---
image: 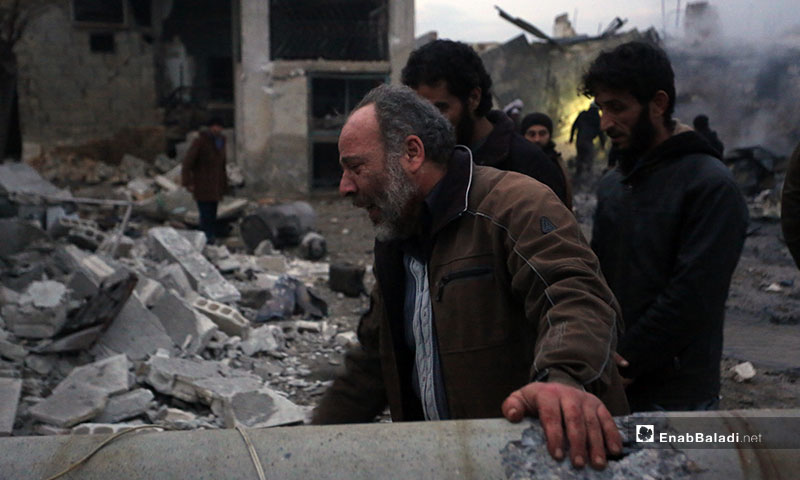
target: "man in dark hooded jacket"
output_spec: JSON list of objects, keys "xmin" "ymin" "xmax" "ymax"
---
[
  {"xmin": 401, "ymin": 40, "xmax": 568, "ymax": 206},
  {"xmin": 584, "ymin": 41, "xmax": 749, "ymax": 412}
]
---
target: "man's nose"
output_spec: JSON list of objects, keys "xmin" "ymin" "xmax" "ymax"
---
[
  {"xmin": 600, "ymin": 113, "xmax": 613, "ymax": 131},
  {"xmin": 339, "ymin": 172, "xmax": 356, "ymax": 197}
]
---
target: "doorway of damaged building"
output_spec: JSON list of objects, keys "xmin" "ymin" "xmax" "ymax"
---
[
  {"xmin": 160, "ymin": 0, "xmax": 234, "ymax": 154},
  {"xmin": 270, "ymin": 0, "xmax": 390, "ymax": 189}
]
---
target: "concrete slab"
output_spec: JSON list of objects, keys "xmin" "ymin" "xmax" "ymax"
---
[
  {"xmin": 94, "ymin": 388, "xmax": 154, "ymax": 424},
  {"xmin": 95, "ymin": 296, "xmax": 175, "ymax": 361},
  {"xmin": 28, "ymin": 383, "xmax": 107, "ymax": 428},
  {"xmin": 177, "ymin": 230, "xmax": 207, "ymax": 252},
  {"xmin": 0, "ymin": 378, "xmax": 22, "ymax": 435},
  {"xmin": 239, "ymin": 325, "xmax": 283, "ymax": 356},
  {"xmin": 4, "ymin": 281, "xmax": 69, "ymax": 339},
  {"xmin": 0, "ymin": 162, "xmax": 71, "ymax": 199},
  {"xmin": 52, "ymin": 354, "xmax": 131, "ymax": 397},
  {"xmin": 219, "ymin": 388, "xmax": 304, "ymax": 429},
  {"xmin": 133, "ymin": 276, "xmax": 166, "ymax": 308},
  {"xmin": 150, "ymin": 291, "xmax": 217, "ymax": 355},
  {"xmin": 148, "ymin": 227, "xmax": 240, "ymax": 303},
  {"xmin": 157, "ymin": 263, "xmax": 195, "ymax": 298},
  {"xmin": 144, "ymin": 356, "xmax": 263, "ymax": 407}
]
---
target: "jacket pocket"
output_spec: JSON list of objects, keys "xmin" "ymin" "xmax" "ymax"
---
[{"xmin": 436, "ymin": 266, "xmax": 493, "ymax": 302}]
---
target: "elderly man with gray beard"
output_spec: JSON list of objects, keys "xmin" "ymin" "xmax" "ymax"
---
[{"xmin": 312, "ymin": 84, "xmax": 629, "ymax": 471}]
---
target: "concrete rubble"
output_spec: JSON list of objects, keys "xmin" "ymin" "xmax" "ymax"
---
[{"xmin": 0, "ymin": 158, "xmax": 343, "ymax": 438}]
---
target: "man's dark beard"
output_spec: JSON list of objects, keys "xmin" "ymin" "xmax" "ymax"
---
[
  {"xmin": 615, "ymin": 107, "xmax": 657, "ymax": 174},
  {"xmin": 455, "ymin": 102, "xmax": 475, "ymax": 145}
]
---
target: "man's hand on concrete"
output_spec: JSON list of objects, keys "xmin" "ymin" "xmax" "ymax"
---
[
  {"xmin": 613, "ymin": 352, "xmax": 634, "ymax": 387},
  {"xmin": 501, "ymin": 382, "xmax": 622, "ymax": 470}
]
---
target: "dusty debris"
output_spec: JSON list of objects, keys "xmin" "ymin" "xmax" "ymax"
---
[{"xmin": 731, "ymin": 361, "xmax": 757, "ymax": 382}]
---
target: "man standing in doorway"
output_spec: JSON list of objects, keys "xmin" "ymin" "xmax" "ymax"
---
[
  {"xmin": 182, "ymin": 116, "xmax": 227, "ymax": 244},
  {"xmin": 585, "ymin": 41, "xmax": 748, "ymax": 412},
  {"xmin": 401, "ymin": 40, "xmax": 568, "ymax": 206},
  {"xmin": 570, "ymin": 105, "xmax": 605, "ymax": 181}
]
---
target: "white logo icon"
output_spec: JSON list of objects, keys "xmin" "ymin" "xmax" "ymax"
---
[{"xmin": 636, "ymin": 424, "xmax": 655, "ymax": 442}]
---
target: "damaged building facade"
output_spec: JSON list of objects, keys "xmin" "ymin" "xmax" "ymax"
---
[{"xmin": 13, "ymin": 0, "xmax": 415, "ymax": 193}]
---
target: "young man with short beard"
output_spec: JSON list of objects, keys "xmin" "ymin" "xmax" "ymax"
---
[
  {"xmin": 312, "ymin": 84, "xmax": 629, "ymax": 471},
  {"xmin": 585, "ymin": 41, "xmax": 749, "ymax": 412},
  {"xmin": 401, "ymin": 40, "xmax": 569, "ymax": 206}
]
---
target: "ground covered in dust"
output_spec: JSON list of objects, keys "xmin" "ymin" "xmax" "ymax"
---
[{"xmin": 304, "ymin": 188, "xmax": 800, "ymax": 412}]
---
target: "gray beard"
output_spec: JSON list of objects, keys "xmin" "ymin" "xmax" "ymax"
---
[{"xmin": 374, "ymin": 155, "xmax": 420, "ymax": 242}]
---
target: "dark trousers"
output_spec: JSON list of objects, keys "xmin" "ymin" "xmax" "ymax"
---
[{"xmin": 197, "ymin": 201, "xmax": 218, "ymax": 244}]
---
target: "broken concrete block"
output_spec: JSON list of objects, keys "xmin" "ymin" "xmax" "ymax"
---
[
  {"xmin": 154, "ymin": 175, "xmax": 179, "ymax": 191},
  {"xmin": 0, "ymin": 337, "xmax": 27, "ymax": 362},
  {"xmin": 72, "ymin": 422, "xmax": 147, "ymax": 435},
  {"xmin": 334, "ymin": 331, "xmax": 359, "ymax": 348},
  {"xmin": 219, "ymin": 387, "xmax": 305, "ymax": 429},
  {"xmin": 25, "ymin": 355, "xmax": 55, "ymax": 375},
  {"xmin": 157, "ymin": 263, "xmax": 195, "ymax": 298},
  {"xmin": 143, "ymin": 356, "xmax": 263, "ymax": 405},
  {"xmin": 67, "ymin": 270, "xmax": 100, "ymax": 299},
  {"xmin": 151, "ymin": 291, "xmax": 217, "ymax": 355},
  {"xmin": 157, "ymin": 407, "xmax": 197, "ymax": 424},
  {"xmin": 29, "ymin": 383, "xmax": 108, "ymax": 428},
  {"xmin": 148, "ymin": 227, "xmax": 240, "ymax": 303},
  {"xmin": 134, "ymin": 275, "xmax": 166, "ymax": 308},
  {"xmin": 329, "ymin": 263, "xmax": 366, "ymax": 297},
  {"xmin": 192, "ymin": 297, "xmax": 249, "ymax": 338},
  {"xmin": 4, "ymin": 281, "xmax": 69, "ymax": 338},
  {"xmin": 240, "ymin": 201, "xmax": 316, "ymax": 251},
  {"xmin": 35, "ymin": 424, "xmax": 70, "ymax": 436},
  {"xmin": 240, "ymin": 325, "xmax": 284, "ymax": 356},
  {"xmin": 36, "ymin": 326, "xmax": 105, "ymax": 354},
  {"xmin": 732, "ymin": 361, "xmax": 756, "ymax": 382},
  {"xmin": 0, "ymin": 378, "xmax": 22, "ymax": 435},
  {"xmin": 0, "ymin": 219, "xmax": 50, "ymax": 258},
  {"xmin": 95, "ymin": 296, "xmax": 175, "ymax": 361},
  {"xmin": 52, "ymin": 354, "xmax": 131, "ymax": 397},
  {"xmin": 94, "ymin": 388, "xmax": 154, "ymax": 424},
  {"xmin": 67, "ymin": 226, "xmax": 108, "ymax": 251},
  {"xmin": 0, "ymin": 161, "xmax": 71, "ymax": 199},
  {"xmin": 54, "ymin": 244, "xmax": 89, "ymax": 272},
  {"xmin": 49, "ymin": 216, "xmax": 100, "ymax": 239},
  {"xmin": 254, "ymin": 254, "xmax": 288, "ymax": 273},
  {"xmin": 177, "ymin": 229, "xmax": 207, "ymax": 252}
]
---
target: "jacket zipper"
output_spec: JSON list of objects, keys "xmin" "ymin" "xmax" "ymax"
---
[{"xmin": 436, "ymin": 266, "xmax": 493, "ymax": 302}]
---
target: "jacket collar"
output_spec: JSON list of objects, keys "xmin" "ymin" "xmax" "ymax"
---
[
  {"xmin": 621, "ymin": 130, "xmax": 721, "ymax": 181},
  {"xmin": 472, "ymin": 110, "xmax": 513, "ymax": 168}
]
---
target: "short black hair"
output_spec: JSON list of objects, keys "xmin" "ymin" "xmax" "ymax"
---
[
  {"xmin": 693, "ymin": 114, "xmax": 709, "ymax": 130},
  {"xmin": 208, "ymin": 116, "xmax": 224, "ymax": 127},
  {"xmin": 401, "ymin": 39, "xmax": 493, "ymax": 117},
  {"xmin": 580, "ymin": 41, "xmax": 676, "ymax": 126}
]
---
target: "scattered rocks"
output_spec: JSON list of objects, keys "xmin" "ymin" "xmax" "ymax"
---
[{"xmin": 732, "ymin": 361, "xmax": 757, "ymax": 382}]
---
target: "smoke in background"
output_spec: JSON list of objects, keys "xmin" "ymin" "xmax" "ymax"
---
[{"xmin": 666, "ymin": 2, "xmax": 800, "ymax": 156}]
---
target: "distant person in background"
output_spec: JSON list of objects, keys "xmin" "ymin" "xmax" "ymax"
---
[
  {"xmin": 782, "ymin": 141, "xmax": 800, "ymax": 269},
  {"xmin": 521, "ymin": 112, "xmax": 573, "ymax": 209},
  {"xmin": 570, "ymin": 105, "xmax": 606, "ymax": 180},
  {"xmin": 693, "ymin": 114, "xmax": 724, "ymax": 157},
  {"xmin": 182, "ymin": 116, "xmax": 227, "ymax": 244}
]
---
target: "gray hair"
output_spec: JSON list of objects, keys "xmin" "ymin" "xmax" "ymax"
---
[{"xmin": 354, "ymin": 84, "xmax": 455, "ymax": 165}]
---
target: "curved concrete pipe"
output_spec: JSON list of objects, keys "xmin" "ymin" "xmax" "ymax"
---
[{"xmin": 1, "ymin": 410, "xmax": 798, "ymax": 479}]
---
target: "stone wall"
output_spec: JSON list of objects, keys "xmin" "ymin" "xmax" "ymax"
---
[{"xmin": 16, "ymin": 1, "xmax": 160, "ymax": 149}]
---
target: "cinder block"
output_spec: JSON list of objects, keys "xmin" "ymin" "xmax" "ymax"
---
[
  {"xmin": 151, "ymin": 292, "xmax": 217, "ymax": 355},
  {"xmin": 148, "ymin": 227, "xmax": 240, "ymax": 303},
  {"xmin": 191, "ymin": 297, "xmax": 249, "ymax": 338}
]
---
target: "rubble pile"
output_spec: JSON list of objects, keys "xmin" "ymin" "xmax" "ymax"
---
[{"xmin": 0, "ymin": 160, "xmax": 362, "ymax": 438}]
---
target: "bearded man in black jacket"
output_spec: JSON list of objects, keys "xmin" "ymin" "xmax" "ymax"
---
[{"xmin": 585, "ymin": 41, "xmax": 749, "ymax": 412}]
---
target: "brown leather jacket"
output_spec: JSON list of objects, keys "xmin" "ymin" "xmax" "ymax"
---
[
  {"xmin": 181, "ymin": 130, "xmax": 227, "ymax": 202},
  {"xmin": 313, "ymin": 147, "xmax": 628, "ymax": 423}
]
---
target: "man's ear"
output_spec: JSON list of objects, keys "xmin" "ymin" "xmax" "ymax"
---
[
  {"xmin": 650, "ymin": 90, "xmax": 670, "ymax": 119},
  {"xmin": 467, "ymin": 87, "xmax": 482, "ymax": 114},
  {"xmin": 403, "ymin": 135, "xmax": 426, "ymax": 174}
]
